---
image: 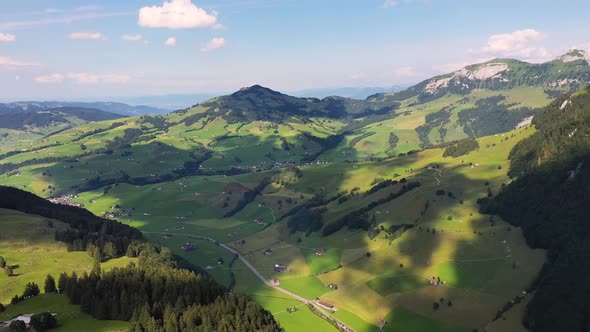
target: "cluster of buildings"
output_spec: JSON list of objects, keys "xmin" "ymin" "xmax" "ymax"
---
[
  {"xmin": 48, "ymin": 195, "xmax": 84, "ymax": 208},
  {"xmin": 101, "ymin": 206, "xmax": 134, "ymax": 220}
]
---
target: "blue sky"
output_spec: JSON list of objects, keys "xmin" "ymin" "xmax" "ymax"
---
[{"xmin": 0, "ymin": 0, "xmax": 589, "ymax": 100}]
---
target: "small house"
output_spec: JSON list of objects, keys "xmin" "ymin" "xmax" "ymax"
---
[
  {"xmin": 314, "ymin": 248, "xmax": 326, "ymax": 256},
  {"xmin": 273, "ymin": 264, "xmax": 289, "ymax": 273},
  {"xmin": 328, "ymin": 283, "xmax": 339, "ymax": 290},
  {"xmin": 318, "ymin": 301, "xmax": 334, "ymax": 309},
  {"xmin": 263, "ymin": 248, "xmax": 273, "ymax": 256},
  {"xmin": 181, "ymin": 242, "xmax": 197, "ymax": 251},
  {"xmin": 271, "ymin": 278, "xmax": 280, "ymax": 286}
]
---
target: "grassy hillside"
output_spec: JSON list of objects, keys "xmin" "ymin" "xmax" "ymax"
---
[
  {"xmin": 0, "ymin": 294, "xmax": 129, "ymax": 332},
  {"xmin": 0, "ymin": 208, "xmax": 137, "ymax": 304},
  {"xmin": 1, "ymin": 53, "xmax": 587, "ymax": 188}
]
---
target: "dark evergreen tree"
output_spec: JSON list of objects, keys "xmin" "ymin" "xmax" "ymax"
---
[
  {"xmin": 29, "ymin": 312, "xmax": 58, "ymax": 331},
  {"xmin": 44, "ymin": 274, "xmax": 57, "ymax": 293}
]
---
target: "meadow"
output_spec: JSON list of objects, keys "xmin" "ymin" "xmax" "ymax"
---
[
  {"xmin": 0, "ymin": 294, "xmax": 129, "ymax": 332},
  {"xmin": 0, "ymin": 209, "xmax": 136, "ymax": 304}
]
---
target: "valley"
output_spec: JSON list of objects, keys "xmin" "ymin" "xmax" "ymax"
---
[{"xmin": 1, "ymin": 51, "xmax": 589, "ymax": 332}]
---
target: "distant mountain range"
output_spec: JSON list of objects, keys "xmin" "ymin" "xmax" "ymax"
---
[
  {"xmin": 0, "ymin": 101, "xmax": 169, "ymax": 116},
  {"xmin": 0, "ymin": 107, "xmax": 124, "ymax": 131}
]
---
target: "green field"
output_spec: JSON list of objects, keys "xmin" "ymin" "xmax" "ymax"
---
[
  {"xmin": 366, "ymin": 270, "xmax": 426, "ymax": 295},
  {"xmin": 0, "ymin": 209, "xmax": 136, "ymax": 304},
  {"xmin": 383, "ymin": 306, "xmax": 469, "ymax": 332},
  {"xmin": 0, "ymin": 294, "xmax": 129, "ymax": 332}
]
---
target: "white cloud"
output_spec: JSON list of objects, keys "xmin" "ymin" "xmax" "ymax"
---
[
  {"xmin": 69, "ymin": 32, "xmax": 106, "ymax": 40},
  {"xmin": 394, "ymin": 66, "xmax": 417, "ymax": 77},
  {"xmin": 0, "ymin": 56, "xmax": 40, "ymax": 68},
  {"xmin": 165, "ymin": 37, "xmax": 177, "ymax": 47},
  {"xmin": 67, "ymin": 73, "xmax": 130, "ymax": 84},
  {"xmin": 0, "ymin": 33, "xmax": 16, "ymax": 42},
  {"xmin": 121, "ymin": 34, "xmax": 143, "ymax": 41},
  {"xmin": 34, "ymin": 73, "xmax": 130, "ymax": 84},
  {"xmin": 477, "ymin": 29, "xmax": 550, "ymax": 62},
  {"xmin": 34, "ymin": 74, "xmax": 65, "ymax": 83},
  {"xmin": 200, "ymin": 37, "xmax": 225, "ymax": 52},
  {"xmin": 139, "ymin": 0, "xmax": 220, "ymax": 29}
]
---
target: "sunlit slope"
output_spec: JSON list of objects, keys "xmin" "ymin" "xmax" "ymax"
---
[
  {"xmin": 52, "ymin": 126, "xmax": 545, "ymax": 332},
  {"xmin": 0, "ymin": 208, "xmax": 136, "ymax": 305}
]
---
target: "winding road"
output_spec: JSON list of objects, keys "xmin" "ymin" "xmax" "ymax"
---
[{"xmin": 143, "ymin": 231, "xmax": 355, "ymax": 332}]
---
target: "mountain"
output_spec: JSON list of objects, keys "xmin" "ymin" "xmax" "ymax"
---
[
  {"xmin": 479, "ymin": 86, "xmax": 590, "ymax": 332},
  {"xmin": 376, "ymin": 50, "xmax": 590, "ymax": 101},
  {"xmin": 2, "ymin": 53, "xmax": 590, "ymax": 332},
  {"xmin": 0, "ymin": 101, "xmax": 169, "ymax": 116},
  {"xmin": 1, "ymin": 51, "xmax": 588, "ymax": 182}
]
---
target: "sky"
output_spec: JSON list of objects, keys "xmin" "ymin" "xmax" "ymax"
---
[{"xmin": 1, "ymin": 0, "xmax": 589, "ymax": 101}]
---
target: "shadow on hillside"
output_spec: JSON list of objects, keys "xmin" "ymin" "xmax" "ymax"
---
[{"xmin": 0, "ymin": 123, "xmax": 541, "ymax": 331}]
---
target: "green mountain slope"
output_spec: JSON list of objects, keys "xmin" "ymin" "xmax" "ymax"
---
[
  {"xmin": 479, "ymin": 86, "xmax": 590, "ymax": 332},
  {"xmin": 0, "ymin": 187, "xmax": 282, "ymax": 331},
  {"xmin": 0, "ymin": 107, "xmax": 126, "ymax": 151}
]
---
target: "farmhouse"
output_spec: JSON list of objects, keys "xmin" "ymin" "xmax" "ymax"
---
[
  {"xmin": 428, "ymin": 276, "xmax": 446, "ymax": 285},
  {"xmin": 263, "ymin": 248, "xmax": 273, "ymax": 256},
  {"xmin": 318, "ymin": 301, "xmax": 334, "ymax": 309},
  {"xmin": 181, "ymin": 242, "xmax": 197, "ymax": 251},
  {"xmin": 1, "ymin": 314, "xmax": 34, "ymax": 329},
  {"xmin": 273, "ymin": 264, "xmax": 290, "ymax": 273},
  {"xmin": 328, "ymin": 283, "xmax": 339, "ymax": 290},
  {"xmin": 314, "ymin": 248, "xmax": 326, "ymax": 256},
  {"xmin": 271, "ymin": 278, "xmax": 280, "ymax": 286},
  {"xmin": 162, "ymin": 234, "xmax": 173, "ymax": 239}
]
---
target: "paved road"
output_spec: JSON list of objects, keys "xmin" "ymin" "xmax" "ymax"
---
[{"xmin": 144, "ymin": 231, "xmax": 355, "ymax": 332}]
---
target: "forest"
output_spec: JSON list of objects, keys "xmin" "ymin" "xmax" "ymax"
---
[{"xmin": 479, "ymin": 87, "xmax": 590, "ymax": 332}]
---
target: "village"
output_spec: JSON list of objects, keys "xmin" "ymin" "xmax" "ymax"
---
[{"xmin": 48, "ymin": 195, "xmax": 85, "ymax": 208}]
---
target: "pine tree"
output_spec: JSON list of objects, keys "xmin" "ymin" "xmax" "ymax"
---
[
  {"xmin": 23, "ymin": 282, "xmax": 40, "ymax": 298},
  {"xmin": 58, "ymin": 272, "xmax": 68, "ymax": 293},
  {"xmin": 0, "ymin": 256, "xmax": 6, "ymax": 268},
  {"xmin": 163, "ymin": 304, "xmax": 178, "ymax": 332},
  {"xmin": 44, "ymin": 274, "xmax": 57, "ymax": 293}
]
